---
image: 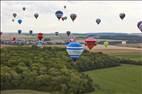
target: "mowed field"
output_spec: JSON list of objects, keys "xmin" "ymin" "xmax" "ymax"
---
[{"xmin": 85, "ymin": 64, "xmax": 142, "ymax": 94}]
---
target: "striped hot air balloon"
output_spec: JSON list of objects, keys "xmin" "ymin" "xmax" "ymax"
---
[{"xmin": 66, "ymin": 42, "xmax": 84, "ymax": 63}]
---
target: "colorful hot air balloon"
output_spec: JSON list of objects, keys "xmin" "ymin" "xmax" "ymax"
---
[
  {"xmin": 13, "ymin": 13, "xmax": 17, "ymax": 18},
  {"xmin": 85, "ymin": 37, "xmax": 96, "ymax": 50},
  {"xmin": 55, "ymin": 10, "xmax": 63, "ymax": 20},
  {"xmin": 137, "ymin": 21, "xmax": 142, "ymax": 32},
  {"xmin": 104, "ymin": 41, "xmax": 109, "ymax": 48},
  {"xmin": 37, "ymin": 33, "xmax": 43, "ymax": 40},
  {"xmin": 70, "ymin": 13, "xmax": 77, "ymax": 22},
  {"xmin": 17, "ymin": 19, "xmax": 22, "ymax": 24},
  {"xmin": 37, "ymin": 40, "xmax": 43, "ymax": 48},
  {"xmin": 18, "ymin": 29, "xmax": 22, "ymax": 34},
  {"xmin": 34, "ymin": 13, "xmax": 39, "ymax": 19},
  {"xmin": 119, "ymin": 13, "xmax": 125, "ymax": 20},
  {"xmin": 66, "ymin": 42, "xmax": 84, "ymax": 62},
  {"xmin": 66, "ymin": 31, "xmax": 71, "ymax": 36},
  {"xmin": 96, "ymin": 18, "xmax": 101, "ymax": 24}
]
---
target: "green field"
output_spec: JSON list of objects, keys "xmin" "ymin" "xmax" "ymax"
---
[
  {"xmin": 1, "ymin": 65, "xmax": 142, "ymax": 94},
  {"xmin": 85, "ymin": 64, "xmax": 142, "ymax": 94},
  {"xmin": 111, "ymin": 52, "xmax": 142, "ymax": 61}
]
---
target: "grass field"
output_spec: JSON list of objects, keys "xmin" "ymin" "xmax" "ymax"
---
[{"xmin": 85, "ymin": 64, "xmax": 142, "ymax": 94}]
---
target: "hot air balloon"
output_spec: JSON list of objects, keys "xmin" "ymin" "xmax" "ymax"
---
[
  {"xmin": 55, "ymin": 32, "xmax": 59, "ymax": 36},
  {"xmin": 37, "ymin": 33, "xmax": 43, "ymax": 40},
  {"xmin": 37, "ymin": 40, "xmax": 43, "ymax": 48},
  {"xmin": 18, "ymin": 29, "xmax": 22, "ymax": 34},
  {"xmin": 85, "ymin": 37, "xmax": 96, "ymax": 50},
  {"xmin": 12, "ymin": 37, "xmax": 16, "ymax": 41},
  {"xmin": 137, "ymin": 21, "xmax": 142, "ymax": 32},
  {"xmin": 34, "ymin": 13, "xmax": 39, "ymax": 19},
  {"xmin": 104, "ymin": 41, "xmax": 109, "ymax": 48},
  {"xmin": 13, "ymin": 13, "xmax": 17, "ymax": 18},
  {"xmin": 23, "ymin": 7, "xmax": 26, "ymax": 11},
  {"xmin": 17, "ymin": 19, "xmax": 22, "ymax": 24},
  {"xmin": 64, "ymin": 5, "xmax": 66, "ymax": 9},
  {"xmin": 119, "ymin": 13, "xmax": 125, "ymax": 20},
  {"xmin": 55, "ymin": 10, "xmax": 63, "ymax": 20},
  {"xmin": 12, "ymin": 19, "xmax": 14, "ymax": 22},
  {"xmin": 96, "ymin": 18, "xmax": 101, "ymax": 24},
  {"xmin": 66, "ymin": 31, "xmax": 71, "ymax": 36},
  {"xmin": 62, "ymin": 16, "xmax": 67, "ymax": 21},
  {"xmin": 66, "ymin": 42, "xmax": 84, "ymax": 62},
  {"xmin": 29, "ymin": 30, "xmax": 33, "ymax": 35},
  {"xmin": 70, "ymin": 13, "xmax": 77, "ymax": 22}
]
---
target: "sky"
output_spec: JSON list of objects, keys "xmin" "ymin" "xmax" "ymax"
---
[{"xmin": 1, "ymin": 1, "xmax": 142, "ymax": 34}]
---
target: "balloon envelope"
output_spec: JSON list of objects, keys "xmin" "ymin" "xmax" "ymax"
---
[
  {"xmin": 66, "ymin": 31, "xmax": 71, "ymax": 36},
  {"xmin": 119, "ymin": 13, "xmax": 125, "ymax": 20},
  {"xmin": 17, "ymin": 19, "xmax": 22, "ymax": 24},
  {"xmin": 96, "ymin": 18, "xmax": 101, "ymax": 24},
  {"xmin": 37, "ymin": 33, "xmax": 43, "ymax": 40},
  {"xmin": 70, "ymin": 13, "xmax": 77, "ymax": 22},
  {"xmin": 34, "ymin": 13, "xmax": 39, "ymax": 19},
  {"xmin": 85, "ymin": 37, "xmax": 96, "ymax": 50},
  {"xmin": 137, "ymin": 21, "xmax": 142, "ymax": 32},
  {"xmin": 23, "ymin": 7, "xmax": 26, "ymax": 11},
  {"xmin": 104, "ymin": 41, "xmax": 109, "ymax": 48},
  {"xmin": 66, "ymin": 42, "xmax": 84, "ymax": 61},
  {"xmin": 55, "ymin": 10, "xmax": 63, "ymax": 20},
  {"xmin": 29, "ymin": 30, "xmax": 33, "ymax": 35},
  {"xmin": 18, "ymin": 29, "xmax": 22, "ymax": 34},
  {"xmin": 13, "ymin": 13, "xmax": 17, "ymax": 18}
]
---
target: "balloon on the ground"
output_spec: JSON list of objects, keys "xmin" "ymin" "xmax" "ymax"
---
[
  {"xmin": 119, "ymin": 13, "xmax": 125, "ymax": 20},
  {"xmin": 66, "ymin": 31, "xmax": 71, "ymax": 36},
  {"xmin": 137, "ymin": 21, "xmax": 142, "ymax": 32},
  {"xmin": 96, "ymin": 18, "xmax": 101, "ymax": 24},
  {"xmin": 104, "ymin": 41, "xmax": 109, "ymax": 48},
  {"xmin": 70, "ymin": 13, "xmax": 77, "ymax": 22},
  {"xmin": 37, "ymin": 33, "xmax": 43, "ymax": 40},
  {"xmin": 66, "ymin": 42, "xmax": 84, "ymax": 62},
  {"xmin": 17, "ymin": 19, "xmax": 22, "ymax": 24},
  {"xmin": 34, "ymin": 13, "xmax": 39, "ymax": 19},
  {"xmin": 13, "ymin": 13, "xmax": 17, "ymax": 18},
  {"xmin": 85, "ymin": 37, "xmax": 96, "ymax": 50},
  {"xmin": 18, "ymin": 29, "xmax": 22, "ymax": 34},
  {"xmin": 55, "ymin": 10, "xmax": 63, "ymax": 20}
]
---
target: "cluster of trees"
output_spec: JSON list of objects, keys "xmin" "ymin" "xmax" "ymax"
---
[
  {"xmin": 0, "ymin": 47, "xmax": 94, "ymax": 94},
  {"xmin": 118, "ymin": 58, "xmax": 142, "ymax": 65},
  {"xmin": 75, "ymin": 51, "xmax": 121, "ymax": 72}
]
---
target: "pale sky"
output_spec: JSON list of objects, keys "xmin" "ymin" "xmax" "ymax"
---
[{"xmin": 1, "ymin": 1, "xmax": 142, "ymax": 34}]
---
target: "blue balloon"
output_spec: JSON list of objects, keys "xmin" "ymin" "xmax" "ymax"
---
[
  {"xmin": 66, "ymin": 42, "xmax": 84, "ymax": 61},
  {"xmin": 55, "ymin": 10, "xmax": 63, "ymax": 20},
  {"xmin": 17, "ymin": 19, "xmax": 22, "ymax": 24},
  {"xmin": 37, "ymin": 40, "xmax": 43, "ymax": 47}
]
